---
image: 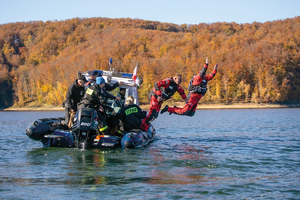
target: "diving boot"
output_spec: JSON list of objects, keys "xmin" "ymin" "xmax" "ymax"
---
[
  {"xmin": 117, "ymin": 130, "xmax": 123, "ymax": 137},
  {"xmin": 98, "ymin": 125, "xmax": 110, "ymax": 135},
  {"xmin": 160, "ymin": 105, "xmax": 169, "ymax": 114}
]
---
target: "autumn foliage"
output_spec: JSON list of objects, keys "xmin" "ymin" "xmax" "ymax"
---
[{"xmin": 0, "ymin": 17, "xmax": 300, "ymax": 108}]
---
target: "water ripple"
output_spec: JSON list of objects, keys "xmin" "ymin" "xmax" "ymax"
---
[{"xmin": 0, "ymin": 109, "xmax": 299, "ymax": 199}]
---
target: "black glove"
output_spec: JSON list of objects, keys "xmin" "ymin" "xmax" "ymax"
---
[{"xmin": 200, "ymin": 88, "xmax": 207, "ymax": 95}]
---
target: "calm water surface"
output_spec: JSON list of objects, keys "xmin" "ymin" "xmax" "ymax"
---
[{"xmin": 0, "ymin": 109, "xmax": 299, "ymax": 199}]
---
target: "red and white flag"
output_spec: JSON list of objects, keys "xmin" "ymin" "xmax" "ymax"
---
[{"xmin": 132, "ymin": 64, "xmax": 138, "ymax": 81}]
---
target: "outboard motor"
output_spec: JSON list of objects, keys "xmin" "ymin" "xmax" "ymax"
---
[{"xmin": 73, "ymin": 108, "xmax": 97, "ymax": 149}]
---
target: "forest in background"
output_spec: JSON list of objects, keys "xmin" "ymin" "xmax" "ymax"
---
[{"xmin": 0, "ymin": 16, "xmax": 300, "ymax": 108}]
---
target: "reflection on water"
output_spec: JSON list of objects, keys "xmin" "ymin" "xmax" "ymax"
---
[{"xmin": 0, "ymin": 109, "xmax": 299, "ymax": 199}]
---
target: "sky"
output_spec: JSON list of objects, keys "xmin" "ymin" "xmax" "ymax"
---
[{"xmin": 1, "ymin": 0, "xmax": 299, "ymax": 25}]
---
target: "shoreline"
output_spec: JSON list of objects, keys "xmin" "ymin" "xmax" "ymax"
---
[{"xmin": 1, "ymin": 103, "xmax": 300, "ymax": 111}]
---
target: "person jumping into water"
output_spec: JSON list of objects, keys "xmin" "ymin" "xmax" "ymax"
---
[
  {"xmin": 161, "ymin": 57, "xmax": 218, "ymax": 116},
  {"xmin": 140, "ymin": 73, "xmax": 188, "ymax": 131}
]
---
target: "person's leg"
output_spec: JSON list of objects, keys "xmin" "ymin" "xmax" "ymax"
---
[
  {"xmin": 140, "ymin": 109, "xmax": 158, "ymax": 130},
  {"xmin": 63, "ymin": 107, "xmax": 70, "ymax": 126},
  {"xmin": 185, "ymin": 104, "xmax": 197, "ymax": 116},
  {"xmin": 117, "ymin": 118, "xmax": 124, "ymax": 136},
  {"xmin": 97, "ymin": 111, "xmax": 109, "ymax": 135},
  {"xmin": 141, "ymin": 96, "xmax": 161, "ymax": 131},
  {"xmin": 166, "ymin": 94, "xmax": 202, "ymax": 116},
  {"xmin": 106, "ymin": 114, "xmax": 118, "ymax": 135},
  {"xmin": 168, "ymin": 102, "xmax": 195, "ymax": 115}
]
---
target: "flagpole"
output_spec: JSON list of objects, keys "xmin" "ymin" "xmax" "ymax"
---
[{"xmin": 109, "ymin": 58, "xmax": 112, "ymax": 72}]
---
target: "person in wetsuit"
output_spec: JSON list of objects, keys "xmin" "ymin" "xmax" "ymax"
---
[
  {"xmin": 161, "ymin": 57, "xmax": 218, "ymax": 116},
  {"xmin": 140, "ymin": 73, "xmax": 188, "ymax": 131}
]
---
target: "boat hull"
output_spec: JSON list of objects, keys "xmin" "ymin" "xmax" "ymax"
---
[{"xmin": 42, "ymin": 129, "xmax": 121, "ymax": 148}]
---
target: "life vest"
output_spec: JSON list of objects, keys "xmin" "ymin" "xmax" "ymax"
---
[
  {"xmin": 80, "ymin": 85, "xmax": 106, "ymax": 108},
  {"xmin": 79, "ymin": 85, "xmax": 100, "ymax": 109},
  {"xmin": 160, "ymin": 79, "xmax": 178, "ymax": 100},
  {"xmin": 188, "ymin": 76, "xmax": 207, "ymax": 95}
]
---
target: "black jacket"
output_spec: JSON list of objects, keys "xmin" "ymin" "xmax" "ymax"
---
[
  {"xmin": 65, "ymin": 79, "xmax": 85, "ymax": 111},
  {"xmin": 105, "ymin": 82, "xmax": 119, "ymax": 91},
  {"xmin": 78, "ymin": 84, "xmax": 115, "ymax": 112},
  {"xmin": 85, "ymin": 80, "xmax": 118, "ymax": 91},
  {"xmin": 119, "ymin": 104, "xmax": 147, "ymax": 131}
]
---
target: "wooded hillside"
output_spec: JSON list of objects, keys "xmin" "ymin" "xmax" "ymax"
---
[{"xmin": 0, "ymin": 17, "xmax": 299, "ymax": 108}]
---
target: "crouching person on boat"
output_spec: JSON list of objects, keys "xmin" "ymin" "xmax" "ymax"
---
[
  {"xmin": 119, "ymin": 96, "xmax": 147, "ymax": 132},
  {"xmin": 78, "ymin": 77, "xmax": 121, "ymax": 135},
  {"xmin": 63, "ymin": 72, "xmax": 87, "ymax": 128},
  {"xmin": 161, "ymin": 57, "xmax": 218, "ymax": 116}
]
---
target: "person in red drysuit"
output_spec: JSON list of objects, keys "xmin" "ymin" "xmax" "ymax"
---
[
  {"xmin": 140, "ymin": 73, "xmax": 188, "ymax": 131},
  {"xmin": 161, "ymin": 58, "xmax": 218, "ymax": 116}
]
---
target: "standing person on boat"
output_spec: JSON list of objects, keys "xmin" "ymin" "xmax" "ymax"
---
[
  {"xmin": 63, "ymin": 72, "xmax": 87, "ymax": 128},
  {"xmin": 78, "ymin": 77, "xmax": 121, "ymax": 135},
  {"xmin": 119, "ymin": 96, "xmax": 147, "ymax": 132},
  {"xmin": 161, "ymin": 58, "xmax": 218, "ymax": 116},
  {"xmin": 140, "ymin": 73, "xmax": 188, "ymax": 131}
]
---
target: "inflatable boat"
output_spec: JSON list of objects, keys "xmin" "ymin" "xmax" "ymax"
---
[
  {"xmin": 26, "ymin": 110, "xmax": 122, "ymax": 149},
  {"xmin": 25, "ymin": 68, "xmax": 155, "ymax": 149},
  {"xmin": 25, "ymin": 116, "xmax": 156, "ymax": 149},
  {"xmin": 121, "ymin": 124, "xmax": 156, "ymax": 149}
]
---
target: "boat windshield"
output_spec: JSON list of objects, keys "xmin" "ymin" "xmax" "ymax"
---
[{"xmin": 106, "ymin": 86, "xmax": 139, "ymax": 106}]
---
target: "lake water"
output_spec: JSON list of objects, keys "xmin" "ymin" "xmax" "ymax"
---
[{"xmin": 0, "ymin": 108, "xmax": 299, "ymax": 199}]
